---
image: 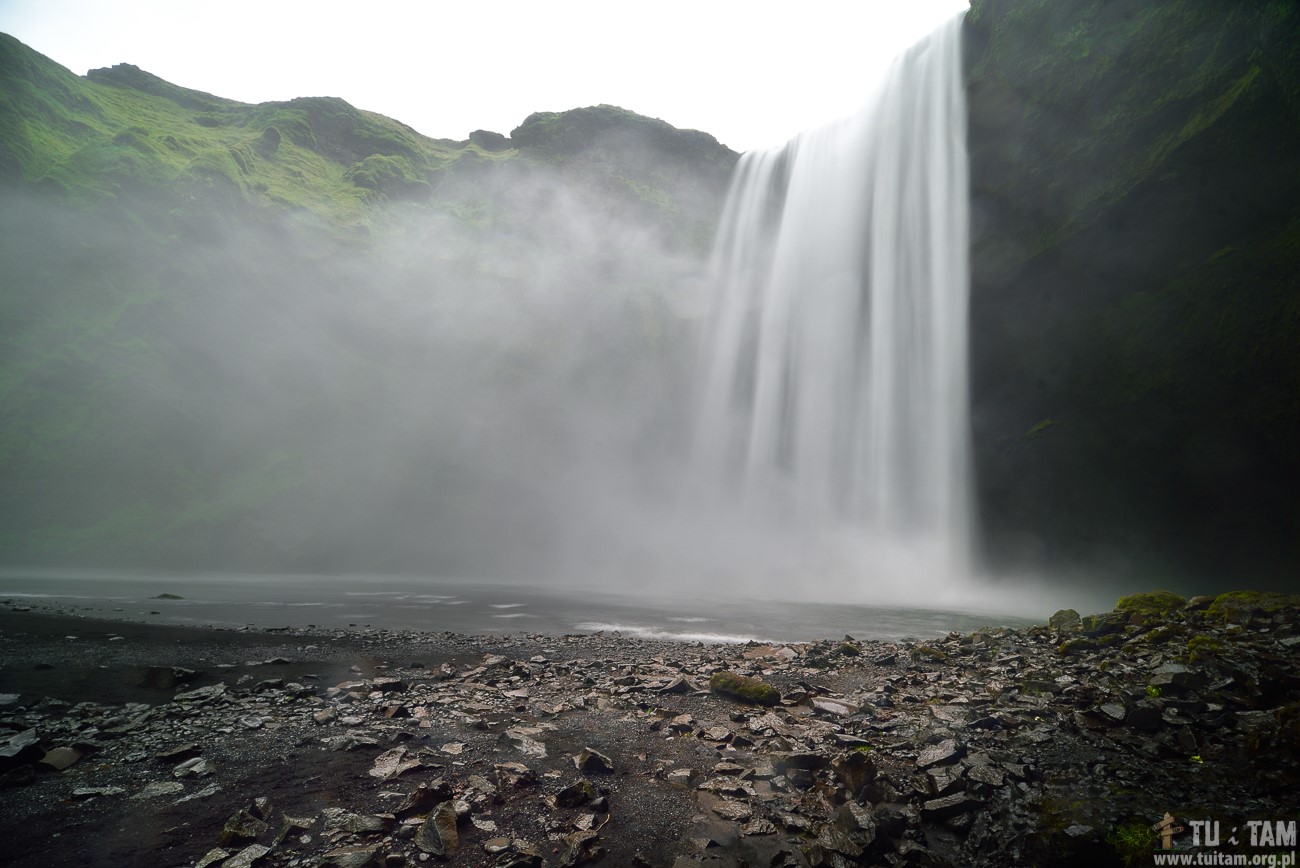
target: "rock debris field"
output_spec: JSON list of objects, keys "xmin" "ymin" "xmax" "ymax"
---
[{"xmin": 1, "ymin": 591, "xmax": 1298, "ymax": 867}]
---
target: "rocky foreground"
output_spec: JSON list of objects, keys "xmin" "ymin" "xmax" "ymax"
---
[{"xmin": 1, "ymin": 591, "xmax": 1298, "ymax": 868}]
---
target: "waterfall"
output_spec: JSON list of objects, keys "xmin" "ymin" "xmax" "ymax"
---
[{"xmin": 692, "ymin": 14, "xmax": 972, "ymax": 587}]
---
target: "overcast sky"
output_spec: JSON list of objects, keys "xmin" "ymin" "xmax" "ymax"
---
[{"xmin": 0, "ymin": 1, "xmax": 969, "ymax": 153}]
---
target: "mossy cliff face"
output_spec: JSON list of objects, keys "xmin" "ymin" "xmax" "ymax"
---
[{"xmin": 964, "ymin": 0, "xmax": 1300, "ymax": 589}]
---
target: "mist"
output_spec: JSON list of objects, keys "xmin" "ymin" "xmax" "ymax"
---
[
  {"xmin": 1, "ymin": 121, "xmax": 1063, "ymax": 618},
  {"xmin": 1, "ymin": 148, "xmax": 710, "ymax": 581}
]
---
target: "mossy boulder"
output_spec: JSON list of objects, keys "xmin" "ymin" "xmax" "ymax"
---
[
  {"xmin": 1140, "ymin": 624, "xmax": 1187, "ymax": 645},
  {"xmin": 1056, "ymin": 637, "xmax": 1099, "ymax": 655},
  {"xmin": 1206, "ymin": 590, "xmax": 1300, "ymax": 623},
  {"xmin": 913, "ymin": 644, "xmax": 948, "ymax": 663},
  {"xmin": 1049, "ymin": 608, "xmax": 1082, "ymax": 632},
  {"xmin": 709, "ymin": 671, "xmax": 781, "ymax": 706},
  {"xmin": 1080, "ymin": 611, "xmax": 1128, "ymax": 636},
  {"xmin": 1115, "ymin": 591, "xmax": 1186, "ymax": 615}
]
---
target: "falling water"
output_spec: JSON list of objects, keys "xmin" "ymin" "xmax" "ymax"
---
[{"xmin": 693, "ymin": 14, "xmax": 972, "ymax": 586}]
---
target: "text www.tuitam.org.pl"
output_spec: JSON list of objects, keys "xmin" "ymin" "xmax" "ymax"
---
[{"xmin": 1153, "ymin": 854, "xmax": 1295, "ymax": 867}]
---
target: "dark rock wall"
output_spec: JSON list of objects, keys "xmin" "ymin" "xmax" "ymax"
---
[{"xmin": 964, "ymin": 0, "xmax": 1300, "ymax": 589}]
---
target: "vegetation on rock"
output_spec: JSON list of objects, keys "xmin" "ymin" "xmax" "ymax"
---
[
  {"xmin": 708, "ymin": 671, "xmax": 781, "ymax": 706},
  {"xmin": 1115, "ymin": 591, "xmax": 1186, "ymax": 614}
]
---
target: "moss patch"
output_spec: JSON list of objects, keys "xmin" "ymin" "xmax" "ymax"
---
[
  {"xmin": 1185, "ymin": 634, "xmax": 1226, "ymax": 662},
  {"xmin": 709, "ymin": 671, "xmax": 781, "ymax": 706},
  {"xmin": 1115, "ymin": 591, "xmax": 1186, "ymax": 614},
  {"xmin": 1206, "ymin": 590, "xmax": 1300, "ymax": 621}
]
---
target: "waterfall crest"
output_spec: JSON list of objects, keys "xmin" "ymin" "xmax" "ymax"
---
[{"xmin": 693, "ymin": 14, "xmax": 972, "ymax": 584}]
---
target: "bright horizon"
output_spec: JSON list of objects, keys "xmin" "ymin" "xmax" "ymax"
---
[{"xmin": 0, "ymin": 0, "xmax": 970, "ymax": 153}]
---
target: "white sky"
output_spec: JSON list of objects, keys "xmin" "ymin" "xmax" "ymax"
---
[{"xmin": 0, "ymin": 0, "xmax": 969, "ymax": 153}]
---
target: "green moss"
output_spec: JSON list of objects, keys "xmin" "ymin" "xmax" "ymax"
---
[
  {"xmin": 1206, "ymin": 590, "xmax": 1300, "ymax": 621},
  {"xmin": 1115, "ymin": 591, "xmax": 1186, "ymax": 614},
  {"xmin": 1185, "ymin": 634, "xmax": 1226, "ymax": 662},
  {"xmin": 709, "ymin": 671, "xmax": 781, "ymax": 706},
  {"xmin": 913, "ymin": 644, "xmax": 948, "ymax": 662},
  {"xmin": 1056, "ymin": 637, "xmax": 1099, "ymax": 655},
  {"xmin": 1141, "ymin": 623, "xmax": 1187, "ymax": 644}
]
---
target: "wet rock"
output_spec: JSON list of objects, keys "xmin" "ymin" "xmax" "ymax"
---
[
  {"xmin": 0, "ymin": 729, "xmax": 42, "ymax": 770},
  {"xmin": 1099, "ymin": 702, "xmax": 1127, "ymax": 724},
  {"xmin": 921, "ymin": 791, "xmax": 982, "ymax": 820},
  {"xmin": 38, "ymin": 746, "xmax": 81, "ymax": 771},
  {"xmin": 499, "ymin": 727, "xmax": 547, "ymax": 758},
  {"xmin": 174, "ymin": 756, "xmax": 216, "ymax": 778},
  {"xmin": 811, "ymin": 697, "xmax": 857, "ymax": 717},
  {"xmin": 926, "ymin": 764, "xmax": 964, "ymax": 796},
  {"xmin": 175, "ymin": 782, "xmax": 222, "ymax": 803},
  {"xmin": 71, "ymin": 786, "xmax": 125, "ymax": 798},
  {"xmin": 195, "ymin": 849, "xmax": 230, "ymax": 868},
  {"xmin": 325, "ymin": 809, "xmax": 391, "ymax": 835},
  {"xmin": 174, "ymin": 684, "xmax": 227, "ymax": 704},
  {"xmin": 830, "ymin": 750, "xmax": 877, "ymax": 795},
  {"xmin": 710, "ymin": 799, "xmax": 752, "ymax": 821},
  {"xmin": 321, "ymin": 844, "xmax": 383, "ymax": 868},
  {"xmin": 917, "ymin": 739, "xmax": 964, "ymax": 769},
  {"xmin": 667, "ymin": 713, "xmax": 695, "ymax": 734},
  {"xmin": 369, "ymin": 746, "xmax": 423, "ymax": 781},
  {"xmin": 1080, "ymin": 611, "xmax": 1127, "ymax": 636},
  {"xmin": 659, "ymin": 676, "xmax": 693, "ymax": 695},
  {"xmin": 556, "ymin": 777, "xmax": 596, "ymax": 807},
  {"xmin": 558, "ymin": 829, "xmax": 602, "ymax": 866},
  {"xmin": 414, "ymin": 802, "xmax": 458, "ymax": 856},
  {"xmin": 1126, "ymin": 699, "xmax": 1163, "ymax": 731},
  {"xmin": 772, "ymin": 751, "xmax": 831, "ymax": 773},
  {"xmin": 965, "ymin": 759, "xmax": 1005, "ymax": 787},
  {"xmin": 133, "ymin": 780, "xmax": 185, "ymax": 799},
  {"xmin": 1150, "ymin": 663, "xmax": 1205, "ymax": 694},
  {"xmin": 223, "ymin": 844, "xmax": 270, "ymax": 868},
  {"xmin": 156, "ymin": 742, "xmax": 201, "ymax": 763},
  {"xmin": 573, "ymin": 746, "xmax": 613, "ymax": 774},
  {"xmin": 371, "ymin": 676, "xmax": 407, "ymax": 693},
  {"xmin": 1049, "ymin": 609, "xmax": 1082, "ymax": 632},
  {"xmin": 220, "ymin": 807, "xmax": 270, "ymax": 846},
  {"xmin": 667, "ymin": 767, "xmax": 700, "ymax": 786},
  {"xmin": 495, "ymin": 761, "xmax": 538, "ymax": 789},
  {"xmin": 396, "ymin": 780, "xmax": 454, "ymax": 818}
]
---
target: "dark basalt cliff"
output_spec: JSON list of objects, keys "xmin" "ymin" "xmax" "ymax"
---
[{"xmin": 964, "ymin": 0, "xmax": 1300, "ymax": 591}]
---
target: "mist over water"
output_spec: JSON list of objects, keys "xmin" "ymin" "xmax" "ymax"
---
[
  {"xmin": 1, "ymin": 14, "xmax": 1080, "ymax": 624},
  {"xmin": 687, "ymin": 15, "xmax": 977, "ymax": 606}
]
